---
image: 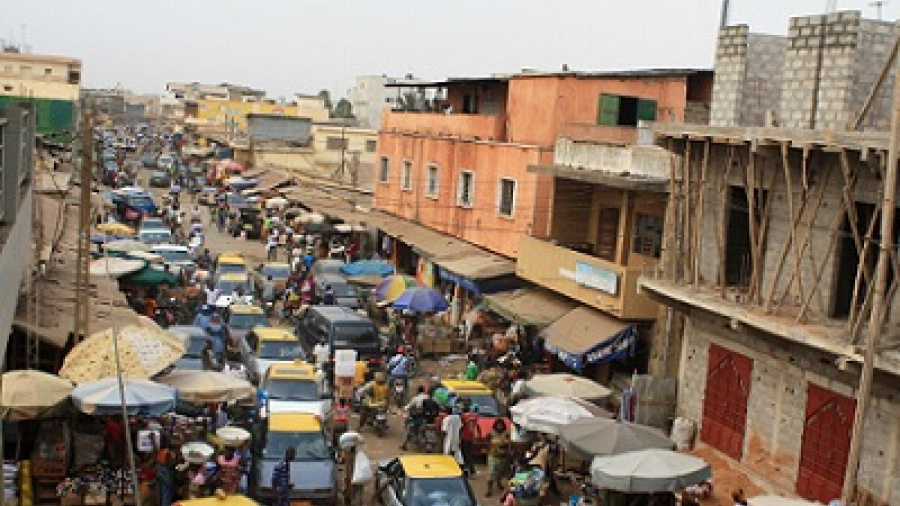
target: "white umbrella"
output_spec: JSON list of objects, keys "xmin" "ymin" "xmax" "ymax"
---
[
  {"xmin": 510, "ymin": 395, "xmax": 612, "ymax": 434},
  {"xmin": 590, "ymin": 449, "xmax": 711, "ymax": 493},
  {"xmin": 71, "ymin": 377, "xmax": 177, "ymax": 416},
  {"xmin": 1, "ymin": 370, "xmax": 73, "ymax": 421},
  {"xmin": 749, "ymin": 496, "xmax": 822, "ymax": 506},
  {"xmin": 60, "ymin": 325, "xmax": 185, "ymax": 384},
  {"xmin": 89, "ymin": 257, "xmax": 146, "ymax": 278},
  {"xmin": 297, "ymin": 212, "xmax": 325, "ymax": 224},
  {"xmin": 155, "ymin": 370, "xmax": 255, "ymax": 403},
  {"xmin": 524, "ymin": 373, "xmax": 612, "ymax": 401},
  {"xmin": 104, "ymin": 239, "xmax": 151, "ymax": 253},
  {"xmin": 334, "ymin": 223, "xmax": 353, "ymax": 233},
  {"xmin": 558, "ymin": 419, "xmax": 673, "ymax": 460}
]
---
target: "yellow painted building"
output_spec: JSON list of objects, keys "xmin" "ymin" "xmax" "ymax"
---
[
  {"xmin": 0, "ymin": 51, "xmax": 81, "ymax": 137},
  {"xmin": 190, "ymin": 97, "xmax": 329, "ymax": 131}
]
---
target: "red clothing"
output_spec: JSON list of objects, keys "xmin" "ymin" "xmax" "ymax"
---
[
  {"xmin": 107, "ymin": 419, "xmax": 125, "ymax": 442},
  {"xmin": 460, "ymin": 412, "xmax": 480, "ymax": 442}
]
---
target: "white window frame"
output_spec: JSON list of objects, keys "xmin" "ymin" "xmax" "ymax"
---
[
  {"xmin": 401, "ymin": 160, "xmax": 413, "ymax": 191},
  {"xmin": 378, "ymin": 156, "xmax": 390, "ymax": 184},
  {"xmin": 496, "ymin": 177, "xmax": 517, "ymax": 218},
  {"xmin": 425, "ymin": 164, "xmax": 439, "ymax": 198},
  {"xmin": 457, "ymin": 170, "xmax": 474, "ymax": 208}
]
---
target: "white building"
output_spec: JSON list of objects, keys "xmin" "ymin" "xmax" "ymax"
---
[{"xmin": 346, "ymin": 74, "xmax": 436, "ymax": 130}]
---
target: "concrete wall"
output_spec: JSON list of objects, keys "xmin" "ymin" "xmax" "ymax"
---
[
  {"xmin": 554, "ymin": 139, "xmax": 671, "ymax": 180},
  {"xmin": 247, "ymin": 115, "xmax": 312, "ymax": 144},
  {"xmin": 679, "ymin": 313, "xmax": 900, "ymax": 502},
  {"xmin": 710, "ymin": 26, "xmax": 785, "ymax": 127},
  {"xmin": 780, "ymin": 12, "xmax": 898, "ymax": 130}
]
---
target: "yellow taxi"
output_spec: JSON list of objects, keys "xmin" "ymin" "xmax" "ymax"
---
[
  {"xmin": 215, "ymin": 252, "xmax": 247, "ymax": 278},
  {"xmin": 375, "ymin": 454, "xmax": 476, "ymax": 506},
  {"xmin": 173, "ymin": 493, "xmax": 260, "ymax": 506},
  {"xmin": 260, "ymin": 360, "xmax": 329, "ymax": 420},
  {"xmin": 255, "ymin": 413, "xmax": 335, "ymax": 503},
  {"xmin": 214, "ymin": 272, "xmax": 253, "ymax": 307},
  {"xmin": 241, "ymin": 326, "xmax": 305, "ymax": 383},
  {"xmin": 223, "ymin": 304, "xmax": 269, "ymax": 359},
  {"xmin": 436, "ymin": 379, "xmax": 511, "ymax": 454}
]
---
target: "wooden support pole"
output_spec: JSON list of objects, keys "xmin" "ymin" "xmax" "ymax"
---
[
  {"xmin": 744, "ymin": 149, "xmax": 761, "ymax": 299},
  {"xmin": 765, "ymin": 142, "xmax": 804, "ymax": 312},
  {"xmin": 693, "ymin": 140, "xmax": 710, "ymax": 286},
  {"xmin": 718, "ymin": 146, "xmax": 735, "ymax": 297},
  {"xmin": 850, "ymin": 32, "xmax": 900, "ymax": 130},
  {"xmin": 848, "ymin": 205, "xmax": 881, "ymax": 332},
  {"xmin": 683, "ymin": 139, "xmax": 693, "ymax": 283},
  {"xmin": 842, "ymin": 49, "xmax": 900, "ymax": 506},
  {"xmin": 753, "ymin": 156, "xmax": 780, "ymax": 305}
]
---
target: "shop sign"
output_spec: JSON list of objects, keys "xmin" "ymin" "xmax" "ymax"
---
[{"xmin": 574, "ymin": 261, "xmax": 618, "ymax": 295}]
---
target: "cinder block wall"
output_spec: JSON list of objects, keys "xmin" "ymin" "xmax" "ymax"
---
[
  {"xmin": 780, "ymin": 11, "xmax": 898, "ymax": 130},
  {"xmin": 711, "ymin": 26, "xmax": 785, "ymax": 127}
]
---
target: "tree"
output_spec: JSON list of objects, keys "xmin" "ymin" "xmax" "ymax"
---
[
  {"xmin": 317, "ymin": 89, "xmax": 332, "ymax": 111},
  {"xmin": 331, "ymin": 98, "xmax": 355, "ymax": 119}
]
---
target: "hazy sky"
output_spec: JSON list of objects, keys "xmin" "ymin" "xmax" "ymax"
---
[{"xmin": 3, "ymin": 0, "xmax": 899, "ymax": 99}]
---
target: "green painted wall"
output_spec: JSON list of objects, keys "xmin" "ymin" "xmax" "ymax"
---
[{"xmin": 0, "ymin": 96, "xmax": 75, "ymax": 140}]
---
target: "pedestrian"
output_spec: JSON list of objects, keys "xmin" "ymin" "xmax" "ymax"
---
[
  {"xmin": 332, "ymin": 398, "xmax": 350, "ymax": 448},
  {"xmin": 266, "ymin": 234, "xmax": 278, "ymax": 261},
  {"xmin": 203, "ymin": 283, "xmax": 220, "ymax": 307},
  {"xmin": 458, "ymin": 400, "xmax": 479, "ymax": 475},
  {"xmin": 322, "ymin": 285, "xmax": 336, "ymax": 305},
  {"xmin": 201, "ymin": 340, "xmax": 217, "ymax": 371},
  {"xmin": 271, "ymin": 447, "xmax": 295, "ymax": 506},
  {"xmin": 441, "ymin": 406, "xmax": 463, "ymax": 465},
  {"xmin": 217, "ymin": 447, "xmax": 241, "ymax": 494},
  {"xmin": 485, "ymin": 418, "xmax": 512, "ymax": 497},
  {"xmin": 312, "ymin": 338, "xmax": 330, "ymax": 370},
  {"xmin": 153, "ymin": 434, "xmax": 177, "ymax": 506},
  {"xmin": 193, "ymin": 305, "xmax": 213, "ymax": 328},
  {"xmin": 465, "ymin": 353, "xmax": 480, "ymax": 381}
]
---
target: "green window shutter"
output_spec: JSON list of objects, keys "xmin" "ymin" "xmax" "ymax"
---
[
  {"xmin": 637, "ymin": 99, "xmax": 658, "ymax": 121},
  {"xmin": 598, "ymin": 94, "xmax": 620, "ymax": 125}
]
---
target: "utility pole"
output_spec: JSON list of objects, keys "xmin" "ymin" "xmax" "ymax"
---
[
  {"xmin": 870, "ymin": 0, "xmax": 889, "ymax": 20},
  {"xmin": 73, "ymin": 103, "xmax": 93, "ymax": 343},
  {"xmin": 841, "ymin": 50, "xmax": 900, "ymax": 506},
  {"xmin": 719, "ymin": 0, "xmax": 731, "ymax": 28}
]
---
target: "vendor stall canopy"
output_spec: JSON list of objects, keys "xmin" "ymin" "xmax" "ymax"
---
[{"xmin": 541, "ymin": 307, "xmax": 637, "ymax": 372}]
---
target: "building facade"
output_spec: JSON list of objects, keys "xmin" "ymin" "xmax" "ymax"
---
[
  {"xmin": 641, "ymin": 12, "xmax": 900, "ymax": 505},
  {"xmin": 346, "ymin": 74, "xmax": 435, "ymax": 130},
  {"xmin": 0, "ymin": 51, "xmax": 81, "ymax": 139},
  {"xmin": 375, "ymin": 70, "xmax": 712, "ymax": 259}
]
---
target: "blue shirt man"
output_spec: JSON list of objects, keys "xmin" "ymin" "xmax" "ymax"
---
[
  {"xmin": 303, "ymin": 252, "xmax": 316, "ymax": 269},
  {"xmin": 271, "ymin": 447, "xmax": 295, "ymax": 506},
  {"xmin": 193, "ymin": 306, "xmax": 213, "ymax": 328},
  {"xmin": 387, "ymin": 351, "xmax": 410, "ymax": 389},
  {"xmin": 206, "ymin": 317, "xmax": 227, "ymax": 357}
]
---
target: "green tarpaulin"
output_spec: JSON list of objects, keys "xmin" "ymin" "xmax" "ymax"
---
[{"xmin": 119, "ymin": 267, "xmax": 179, "ymax": 287}]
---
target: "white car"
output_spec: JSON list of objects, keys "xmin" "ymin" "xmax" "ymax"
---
[
  {"xmin": 137, "ymin": 229, "xmax": 173, "ymax": 245},
  {"xmin": 150, "ymin": 244, "xmax": 196, "ymax": 277},
  {"xmin": 259, "ymin": 363, "xmax": 330, "ymax": 420}
]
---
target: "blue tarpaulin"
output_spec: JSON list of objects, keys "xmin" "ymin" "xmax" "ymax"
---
[{"xmin": 340, "ymin": 260, "xmax": 395, "ymax": 277}]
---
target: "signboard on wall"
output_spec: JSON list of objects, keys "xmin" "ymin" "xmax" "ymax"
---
[{"xmin": 574, "ymin": 261, "xmax": 618, "ymax": 295}]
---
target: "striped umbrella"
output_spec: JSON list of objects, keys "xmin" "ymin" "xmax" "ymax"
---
[{"xmin": 374, "ymin": 274, "xmax": 420, "ymax": 302}]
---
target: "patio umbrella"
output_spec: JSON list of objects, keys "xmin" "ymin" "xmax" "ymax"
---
[
  {"xmin": 59, "ymin": 325, "xmax": 186, "ymax": 384},
  {"xmin": 96, "ymin": 222, "xmax": 135, "ymax": 235},
  {"xmin": 104, "ymin": 239, "xmax": 151, "ymax": 253},
  {"xmin": 558, "ymin": 419, "xmax": 673, "ymax": 460},
  {"xmin": 510, "ymin": 395, "xmax": 612, "ymax": 434},
  {"xmin": 748, "ymin": 496, "xmax": 821, "ymax": 506},
  {"xmin": 392, "ymin": 287, "xmax": 449, "ymax": 313},
  {"xmin": 375, "ymin": 274, "xmax": 421, "ymax": 302},
  {"xmin": 590, "ymin": 449, "xmax": 711, "ymax": 493},
  {"xmin": 524, "ymin": 373, "xmax": 612, "ymax": 401},
  {"xmin": 1, "ymin": 370, "xmax": 73, "ymax": 421},
  {"xmin": 72, "ymin": 377, "xmax": 177, "ymax": 416},
  {"xmin": 265, "ymin": 197, "xmax": 288, "ymax": 210},
  {"xmin": 155, "ymin": 370, "xmax": 255, "ymax": 404},
  {"xmin": 118, "ymin": 266, "xmax": 179, "ymax": 287},
  {"xmin": 89, "ymin": 257, "xmax": 146, "ymax": 279},
  {"xmin": 341, "ymin": 260, "xmax": 395, "ymax": 277},
  {"xmin": 297, "ymin": 212, "xmax": 325, "ymax": 225}
]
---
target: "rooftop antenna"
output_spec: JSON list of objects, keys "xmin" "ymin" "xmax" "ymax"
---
[{"xmin": 870, "ymin": 0, "xmax": 889, "ymax": 19}]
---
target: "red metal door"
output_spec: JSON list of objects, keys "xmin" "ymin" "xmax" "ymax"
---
[
  {"xmin": 797, "ymin": 383, "xmax": 856, "ymax": 504},
  {"xmin": 701, "ymin": 344, "xmax": 752, "ymax": 460}
]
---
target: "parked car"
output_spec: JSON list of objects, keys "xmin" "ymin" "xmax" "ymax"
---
[
  {"xmin": 140, "ymin": 216, "xmax": 167, "ymax": 231},
  {"xmin": 149, "ymin": 171, "xmax": 171, "ymax": 188},
  {"xmin": 214, "ymin": 272, "xmax": 254, "ymax": 308},
  {"xmin": 223, "ymin": 304, "xmax": 270, "ymax": 353},
  {"xmin": 140, "ymin": 154, "xmax": 157, "ymax": 168},
  {"xmin": 167, "ymin": 326, "xmax": 210, "ymax": 371},
  {"xmin": 253, "ymin": 413, "xmax": 336, "ymax": 504},
  {"xmin": 241, "ymin": 326, "xmax": 306, "ymax": 383},
  {"xmin": 309, "ymin": 259, "xmax": 346, "ymax": 284},
  {"xmin": 258, "ymin": 361, "xmax": 329, "ymax": 419},
  {"xmin": 295, "ymin": 306, "xmax": 382, "ymax": 365},
  {"xmin": 137, "ymin": 229, "xmax": 173, "ymax": 245},
  {"xmin": 149, "ymin": 244, "xmax": 196, "ymax": 277},
  {"xmin": 434, "ymin": 379, "xmax": 510, "ymax": 454},
  {"xmin": 375, "ymin": 455, "xmax": 476, "ymax": 506},
  {"xmin": 314, "ymin": 274, "xmax": 361, "ymax": 309},
  {"xmin": 251, "ymin": 262, "xmax": 291, "ymax": 296}
]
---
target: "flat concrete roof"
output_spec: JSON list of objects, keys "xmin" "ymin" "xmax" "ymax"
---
[
  {"xmin": 528, "ymin": 164, "xmax": 669, "ymax": 192},
  {"xmin": 654, "ymin": 123, "xmax": 890, "ymax": 152}
]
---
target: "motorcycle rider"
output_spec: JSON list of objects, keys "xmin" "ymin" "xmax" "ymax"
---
[
  {"xmin": 386, "ymin": 346, "xmax": 411, "ymax": 394},
  {"xmin": 400, "ymin": 386, "xmax": 431, "ymax": 451},
  {"xmin": 261, "ymin": 275, "xmax": 276, "ymax": 315},
  {"xmin": 356, "ymin": 372, "xmax": 389, "ymax": 431}
]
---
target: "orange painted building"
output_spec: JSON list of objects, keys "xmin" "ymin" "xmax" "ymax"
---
[{"xmin": 375, "ymin": 70, "xmax": 712, "ymax": 258}]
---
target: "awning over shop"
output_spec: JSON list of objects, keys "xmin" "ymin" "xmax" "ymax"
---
[
  {"xmin": 483, "ymin": 288, "xmax": 579, "ymax": 327},
  {"xmin": 542, "ymin": 307, "xmax": 637, "ymax": 372}
]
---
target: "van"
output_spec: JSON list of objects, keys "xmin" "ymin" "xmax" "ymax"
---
[{"xmin": 295, "ymin": 306, "xmax": 383, "ymax": 365}]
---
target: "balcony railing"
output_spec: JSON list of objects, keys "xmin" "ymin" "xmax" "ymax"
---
[
  {"xmin": 382, "ymin": 110, "xmax": 506, "ymax": 141},
  {"xmin": 558, "ymin": 123, "xmax": 640, "ymax": 145},
  {"xmin": 516, "ymin": 235, "xmax": 658, "ymax": 320}
]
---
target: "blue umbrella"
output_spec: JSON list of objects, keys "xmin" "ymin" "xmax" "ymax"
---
[
  {"xmin": 71, "ymin": 377, "xmax": 177, "ymax": 416},
  {"xmin": 392, "ymin": 287, "xmax": 449, "ymax": 313},
  {"xmin": 340, "ymin": 260, "xmax": 395, "ymax": 277}
]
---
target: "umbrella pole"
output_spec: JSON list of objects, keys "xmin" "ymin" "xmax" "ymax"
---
[{"xmin": 107, "ymin": 242, "xmax": 142, "ymax": 506}]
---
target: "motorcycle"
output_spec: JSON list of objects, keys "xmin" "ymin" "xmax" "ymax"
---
[
  {"xmin": 391, "ymin": 378, "xmax": 407, "ymax": 408},
  {"xmin": 372, "ymin": 405, "xmax": 389, "ymax": 437},
  {"xmin": 153, "ymin": 303, "xmax": 176, "ymax": 328}
]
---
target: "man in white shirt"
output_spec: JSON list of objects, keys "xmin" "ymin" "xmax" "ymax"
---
[
  {"xmin": 204, "ymin": 284, "xmax": 220, "ymax": 306},
  {"xmin": 312, "ymin": 339, "xmax": 330, "ymax": 369}
]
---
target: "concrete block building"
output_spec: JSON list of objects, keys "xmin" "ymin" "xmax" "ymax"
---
[{"xmin": 642, "ymin": 11, "xmax": 900, "ymax": 506}]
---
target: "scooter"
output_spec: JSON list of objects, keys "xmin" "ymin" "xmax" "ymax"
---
[
  {"xmin": 373, "ymin": 405, "xmax": 389, "ymax": 437},
  {"xmin": 391, "ymin": 377, "xmax": 407, "ymax": 408}
]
